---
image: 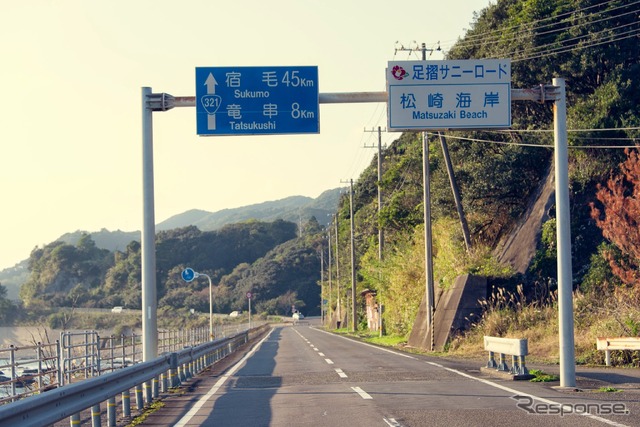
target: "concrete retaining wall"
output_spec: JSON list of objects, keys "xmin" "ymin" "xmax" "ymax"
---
[{"xmin": 407, "ymin": 274, "xmax": 487, "ymax": 351}]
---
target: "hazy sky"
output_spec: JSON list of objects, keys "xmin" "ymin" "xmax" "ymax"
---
[{"xmin": 1, "ymin": 0, "xmax": 491, "ymax": 270}]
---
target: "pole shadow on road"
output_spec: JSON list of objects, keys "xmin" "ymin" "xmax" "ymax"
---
[{"xmin": 202, "ymin": 328, "xmax": 282, "ymax": 426}]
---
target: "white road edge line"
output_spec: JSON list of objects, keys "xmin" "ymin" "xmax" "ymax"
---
[
  {"xmin": 440, "ymin": 367, "xmax": 630, "ymax": 427},
  {"xmin": 312, "ymin": 327, "xmax": 629, "ymax": 427},
  {"xmin": 173, "ymin": 329, "xmax": 274, "ymax": 427},
  {"xmin": 351, "ymin": 386, "xmax": 373, "ymax": 399},
  {"xmin": 314, "ymin": 327, "xmax": 417, "ymax": 360}
]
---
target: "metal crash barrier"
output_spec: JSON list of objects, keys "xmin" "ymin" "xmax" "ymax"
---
[
  {"xmin": 483, "ymin": 336, "xmax": 531, "ymax": 377},
  {"xmin": 0, "ymin": 325, "xmax": 269, "ymax": 427},
  {"xmin": 597, "ymin": 337, "xmax": 640, "ymax": 366}
]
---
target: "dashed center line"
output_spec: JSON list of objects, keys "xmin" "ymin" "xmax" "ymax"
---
[
  {"xmin": 335, "ymin": 368, "xmax": 348, "ymax": 378},
  {"xmin": 351, "ymin": 386, "xmax": 373, "ymax": 399},
  {"xmin": 324, "ymin": 358, "xmax": 334, "ymax": 365}
]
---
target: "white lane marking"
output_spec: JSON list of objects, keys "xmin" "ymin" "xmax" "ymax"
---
[
  {"xmin": 173, "ymin": 329, "xmax": 273, "ymax": 427},
  {"xmin": 311, "ymin": 327, "xmax": 629, "ymax": 427},
  {"xmin": 318, "ymin": 352, "xmax": 325, "ymax": 356},
  {"xmin": 313, "ymin": 348, "xmax": 319, "ymax": 352},
  {"xmin": 325, "ymin": 358, "xmax": 334, "ymax": 365},
  {"xmin": 383, "ymin": 418, "xmax": 403, "ymax": 427},
  {"xmin": 314, "ymin": 327, "xmax": 417, "ymax": 360},
  {"xmin": 440, "ymin": 367, "xmax": 630, "ymax": 427},
  {"xmin": 335, "ymin": 368, "xmax": 348, "ymax": 378},
  {"xmin": 351, "ymin": 386, "xmax": 373, "ymax": 399}
]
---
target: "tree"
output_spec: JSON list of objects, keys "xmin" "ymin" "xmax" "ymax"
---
[
  {"xmin": 590, "ymin": 149, "xmax": 640, "ymax": 288},
  {"xmin": 0, "ymin": 283, "xmax": 17, "ymax": 324}
]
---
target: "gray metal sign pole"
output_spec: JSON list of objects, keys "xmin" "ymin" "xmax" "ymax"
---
[
  {"xmin": 140, "ymin": 83, "xmax": 574, "ymax": 386},
  {"xmin": 552, "ymin": 78, "xmax": 575, "ymax": 388},
  {"xmin": 141, "ymin": 87, "xmax": 158, "ymax": 362}
]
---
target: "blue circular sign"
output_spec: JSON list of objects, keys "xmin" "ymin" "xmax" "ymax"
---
[{"xmin": 181, "ymin": 267, "xmax": 196, "ymax": 282}]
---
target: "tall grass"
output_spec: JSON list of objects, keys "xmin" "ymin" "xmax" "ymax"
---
[{"xmin": 448, "ymin": 285, "xmax": 640, "ymax": 366}]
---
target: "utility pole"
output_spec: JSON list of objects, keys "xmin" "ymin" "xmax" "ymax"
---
[
  {"xmin": 364, "ymin": 126, "xmax": 386, "ymax": 260},
  {"xmin": 397, "ymin": 42, "xmax": 436, "ymax": 350},
  {"xmin": 335, "ymin": 214, "xmax": 341, "ymax": 328},
  {"xmin": 395, "ymin": 41, "xmax": 435, "ymax": 60},
  {"xmin": 341, "ymin": 179, "xmax": 358, "ymax": 332},
  {"xmin": 327, "ymin": 226, "xmax": 332, "ymax": 326},
  {"xmin": 397, "ymin": 41, "xmax": 473, "ymax": 350},
  {"xmin": 398, "ymin": 41, "xmax": 471, "ymax": 252},
  {"xmin": 365, "ymin": 126, "xmax": 386, "ymax": 337},
  {"xmin": 320, "ymin": 245, "xmax": 324, "ymax": 324},
  {"xmin": 422, "ymin": 132, "xmax": 435, "ymax": 351},
  {"xmin": 350, "ymin": 179, "xmax": 356, "ymax": 332}
]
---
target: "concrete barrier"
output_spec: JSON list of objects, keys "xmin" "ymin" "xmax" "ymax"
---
[
  {"xmin": 596, "ymin": 337, "xmax": 640, "ymax": 366},
  {"xmin": 483, "ymin": 336, "xmax": 533, "ymax": 379}
]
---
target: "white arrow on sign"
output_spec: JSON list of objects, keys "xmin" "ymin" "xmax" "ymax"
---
[{"xmin": 204, "ymin": 73, "xmax": 219, "ymax": 130}]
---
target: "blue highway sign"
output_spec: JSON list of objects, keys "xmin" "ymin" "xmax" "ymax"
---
[{"xmin": 196, "ymin": 66, "xmax": 319, "ymax": 136}]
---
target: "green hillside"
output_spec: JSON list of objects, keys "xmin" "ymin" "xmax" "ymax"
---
[{"xmin": 327, "ymin": 0, "xmax": 640, "ymax": 361}]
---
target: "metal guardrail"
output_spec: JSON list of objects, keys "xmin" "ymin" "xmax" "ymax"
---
[
  {"xmin": 0, "ymin": 325, "xmax": 269, "ymax": 427},
  {"xmin": 0, "ymin": 321, "xmax": 260, "ymax": 404},
  {"xmin": 483, "ymin": 335, "xmax": 531, "ymax": 376},
  {"xmin": 597, "ymin": 337, "xmax": 640, "ymax": 366}
]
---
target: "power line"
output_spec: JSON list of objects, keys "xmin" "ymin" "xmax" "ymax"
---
[
  {"xmin": 518, "ymin": 33, "xmax": 639, "ymax": 61},
  {"xmin": 441, "ymin": 133, "xmax": 638, "ymax": 149},
  {"xmin": 439, "ymin": 1, "xmax": 640, "ymax": 61},
  {"xmin": 444, "ymin": 0, "xmax": 638, "ymax": 51},
  {"xmin": 488, "ymin": 126, "xmax": 640, "ymax": 133},
  {"xmin": 506, "ymin": 19, "xmax": 639, "ymax": 58},
  {"xmin": 459, "ymin": 0, "xmax": 623, "ymax": 42}
]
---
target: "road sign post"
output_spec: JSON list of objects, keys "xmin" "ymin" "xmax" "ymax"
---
[
  {"xmin": 195, "ymin": 66, "xmax": 319, "ymax": 136},
  {"xmin": 246, "ymin": 292, "xmax": 252, "ymax": 329},
  {"xmin": 181, "ymin": 268, "xmax": 214, "ymax": 339}
]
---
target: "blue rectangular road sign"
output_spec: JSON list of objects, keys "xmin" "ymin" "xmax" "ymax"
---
[{"xmin": 196, "ymin": 66, "xmax": 319, "ymax": 136}]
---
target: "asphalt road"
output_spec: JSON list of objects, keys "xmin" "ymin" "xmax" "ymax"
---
[{"xmin": 142, "ymin": 324, "xmax": 640, "ymax": 427}]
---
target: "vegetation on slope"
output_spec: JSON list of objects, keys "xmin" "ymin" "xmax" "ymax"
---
[{"xmin": 325, "ymin": 0, "xmax": 640, "ymax": 361}]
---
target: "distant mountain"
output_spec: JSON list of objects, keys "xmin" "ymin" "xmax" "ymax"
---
[
  {"xmin": 0, "ymin": 188, "xmax": 343, "ymax": 300},
  {"xmin": 157, "ymin": 188, "xmax": 344, "ymax": 232},
  {"xmin": 57, "ymin": 228, "xmax": 140, "ymax": 253},
  {"xmin": 0, "ymin": 259, "xmax": 29, "ymax": 300}
]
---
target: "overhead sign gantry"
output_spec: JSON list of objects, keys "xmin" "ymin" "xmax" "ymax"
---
[{"xmin": 142, "ymin": 62, "xmax": 574, "ymax": 390}]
